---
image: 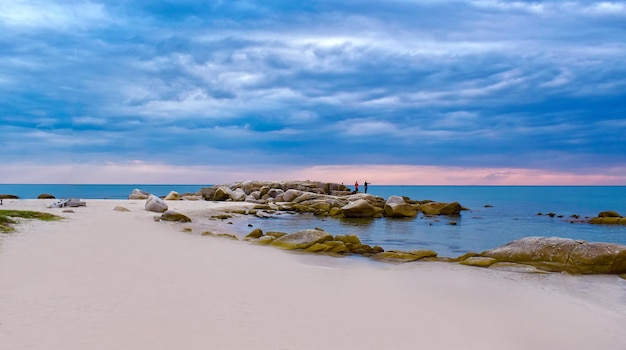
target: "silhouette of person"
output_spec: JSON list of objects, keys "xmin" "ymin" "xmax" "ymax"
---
[{"xmin": 364, "ymin": 181, "xmax": 369, "ymax": 193}]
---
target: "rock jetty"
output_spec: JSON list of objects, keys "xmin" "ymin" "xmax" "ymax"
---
[
  {"xmin": 130, "ymin": 181, "xmax": 626, "ymax": 275},
  {"xmin": 198, "ymin": 180, "xmax": 463, "ymax": 218}
]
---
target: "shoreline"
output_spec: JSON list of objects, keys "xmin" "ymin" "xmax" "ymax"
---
[{"xmin": 1, "ymin": 199, "xmax": 626, "ymax": 349}]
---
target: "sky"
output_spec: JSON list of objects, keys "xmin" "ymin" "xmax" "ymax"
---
[{"xmin": 1, "ymin": 0, "xmax": 625, "ymax": 185}]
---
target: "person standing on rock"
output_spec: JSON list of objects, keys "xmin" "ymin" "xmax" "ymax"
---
[
  {"xmin": 364, "ymin": 181, "xmax": 369, "ymax": 193},
  {"xmin": 354, "ymin": 181, "xmax": 359, "ymax": 192}
]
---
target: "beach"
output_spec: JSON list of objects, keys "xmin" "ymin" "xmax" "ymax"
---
[{"xmin": 1, "ymin": 199, "xmax": 625, "ymax": 349}]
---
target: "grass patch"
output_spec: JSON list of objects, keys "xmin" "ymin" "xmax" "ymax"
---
[{"xmin": 0, "ymin": 210, "xmax": 63, "ymax": 233}]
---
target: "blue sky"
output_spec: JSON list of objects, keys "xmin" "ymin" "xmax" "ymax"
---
[{"xmin": 1, "ymin": 0, "xmax": 625, "ymax": 184}]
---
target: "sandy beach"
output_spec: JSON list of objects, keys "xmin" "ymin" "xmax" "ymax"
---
[{"xmin": 1, "ymin": 199, "xmax": 625, "ymax": 350}]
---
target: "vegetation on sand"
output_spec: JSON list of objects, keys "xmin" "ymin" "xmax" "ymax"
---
[{"xmin": 0, "ymin": 210, "xmax": 62, "ymax": 233}]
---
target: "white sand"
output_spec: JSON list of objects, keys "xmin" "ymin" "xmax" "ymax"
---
[{"xmin": 1, "ymin": 199, "xmax": 625, "ymax": 350}]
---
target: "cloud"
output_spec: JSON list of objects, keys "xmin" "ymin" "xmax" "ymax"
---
[
  {"xmin": 1, "ymin": 0, "xmax": 625, "ymax": 184},
  {"xmin": 0, "ymin": 0, "xmax": 111, "ymax": 31}
]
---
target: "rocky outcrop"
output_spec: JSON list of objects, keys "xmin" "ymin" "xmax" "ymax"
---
[
  {"xmin": 589, "ymin": 210, "xmax": 626, "ymax": 225},
  {"xmin": 243, "ymin": 229, "xmax": 382, "ymax": 256},
  {"xmin": 145, "ymin": 194, "xmax": 168, "ymax": 213},
  {"xmin": 481, "ymin": 237, "xmax": 626, "ymax": 274},
  {"xmin": 37, "ymin": 193, "xmax": 55, "ymax": 199},
  {"xmin": 201, "ymin": 181, "xmax": 351, "ymax": 201},
  {"xmin": 199, "ymin": 180, "xmax": 463, "ymax": 222}
]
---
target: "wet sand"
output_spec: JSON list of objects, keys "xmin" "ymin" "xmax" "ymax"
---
[{"xmin": 1, "ymin": 199, "xmax": 625, "ymax": 349}]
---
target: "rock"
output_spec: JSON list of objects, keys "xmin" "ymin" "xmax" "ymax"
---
[
  {"xmin": 231, "ymin": 188, "xmax": 247, "ymax": 201},
  {"xmin": 481, "ymin": 237, "xmax": 581, "ymax": 272},
  {"xmin": 482, "ymin": 237, "xmax": 626, "ymax": 274},
  {"xmin": 244, "ymin": 228, "xmax": 264, "ymax": 240},
  {"xmin": 589, "ymin": 216, "xmax": 626, "ymax": 225},
  {"xmin": 49, "ymin": 198, "xmax": 85, "ymax": 208},
  {"xmin": 251, "ymin": 236, "xmax": 275, "ymax": 245},
  {"xmin": 408, "ymin": 250, "xmax": 438, "ymax": 260},
  {"xmin": 334, "ymin": 234, "xmax": 362, "ymax": 245},
  {"xmin": 214, "ymin": 186, "xmax": 234, "ymax": 201},
  {"xmin": 145, "ymin": 194, "xmax": 168, "ymax": 213},
  {"xmin": 129, "ymin": 188, "xmax": 150, "ymax": 200},
  {"xmin": 341, "ymin": 199, "xmax": 377, "ymax": 218},
  {"xmin": 305, "ymin": 241, "xmax": 350, "ymax": 254},
  {"xmin": 488, "ymin": 262, "xmax": 550, "ymax": 274},
  {"xmin": 269, "ymin": 229, "xmax": 334, "ymax": 250},
  {"xmin": 266, "ymin": 188, "xmax": 284, "ymax": 198},
  {"xmin": 266, "ymin": 231, "xmax": 288, "ymax": 239},
  {"xmin": 63, "ymin": 199, "xmax": 86, "ymax": 207},
  {"xmin": 113, "ymin": 206, "xmax": 131, "ymax": 212},
  {"xmin": 567, "ymin": 242, "xmax": 626, "ymax": 274},
  {"xmin": 164, "ymin": 191, "xmax": 180, "ymax": 200},
  {"xmin": 459, "ymin": 257, "xmax": 497, "ymax": 268},
  {"xmin": 420, "ymin": 201, "xmax": 462, "ymax": 215},
  {"xmin": 598, "ymin": 210, "xmax": 621, "ymax": 218},
  {"xmin": 281, "ymin": 189, "xmax": 304, "ymax": 202},
  {"xmin": 160, "ymin": 210, "xmax": 192, "ymax": 223},
  {"xmin": 181, "ymin": 195, "xmax": 201, "ymax": 201},
  {"xmin": 0, "ymin": 194, "xmax": 20, "ymax": 199},
  {"xmin": 329, "ymin": 207, "xmax": 343, "ymax": 216},
  {"xmin": 37, "ymin": 193, "xmax": 55, "ymax": 199},
  {"xmin": 200, "ymin": 187, "xmax": 217, "ymax": 200},
  {"xmin": 370, "ymin": 250, "xmax": 434, "ymax": 263},
  {"xmin": 202, "ymin": 232, "xmax": 239, "ymax": 240},
  {"xmin": 384, "ymin": 196, "xmax": 418, "ymax": 218}
]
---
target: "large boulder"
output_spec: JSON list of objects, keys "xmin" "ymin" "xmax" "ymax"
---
[
  {"xmin": 129, "ymin": 189, "xmax": 150, "ymax": 200},
  {"xmin": 280, "ymin": 189, "xmax": 304, "ymax": 202},
  {"xmin": 145, "ymin": 194, "xmax": 168, "ymax": 213},
  {"xmin": 481, "ymin": 237, "xmax": 626, "ymax": 274},
  {"xmin": 214, "ymin": 186, "xmax": 234, "ymax": 201},
  {"xmin": 384, "ymin": 196, "xmax": 417, "ymax": 217},
  {"xmin": 231, "ymin": 188, "xmax": 247, "ymax": 201},
  {"xmin": 341, "ymin": 199, "xmax": 377, "ymax": 218},
  {"xmin": 269, "ymin": 229, "xmax": 333, "ymax": 250}
]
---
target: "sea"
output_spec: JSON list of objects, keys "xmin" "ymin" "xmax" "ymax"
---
[{"xmin": 2, "ymin": 184, "xmax": 625, "ymax": 257}]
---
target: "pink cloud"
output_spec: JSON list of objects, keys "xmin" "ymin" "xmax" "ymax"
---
[{"xmin": 3, "ymin": 162, "xmax": 626, "ymax": 185}]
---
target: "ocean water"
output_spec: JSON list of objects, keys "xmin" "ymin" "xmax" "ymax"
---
[
  {"xmin": 0, "ymin": 184, "xmax": 207, "ymax": 200},
  {"xmin": 2, "ymin": 184, "xmax": 625, "ymax": 257}
]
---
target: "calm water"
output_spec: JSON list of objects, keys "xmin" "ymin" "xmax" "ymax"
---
[
  {"xmin": 2, "ymin": 184, "xmax": 625, "ymax": 257},
  {"xmin": 0, "ymin": 184, "xmax": 207, "ymax": 200}
]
